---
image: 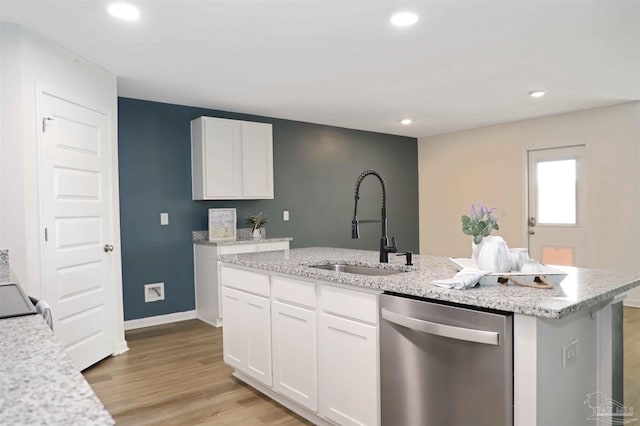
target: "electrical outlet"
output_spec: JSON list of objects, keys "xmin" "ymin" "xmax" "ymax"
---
[
  {"xmin": 563, "ymin": 339, "xmax": 579, "ymax": 368},
  {"xmin": 283, "ymin": 210, "xmax": 289, "ymax": 221},
  {"xmin": 144, "ymin": 283, "xmax": 165, "ymax": 302}
]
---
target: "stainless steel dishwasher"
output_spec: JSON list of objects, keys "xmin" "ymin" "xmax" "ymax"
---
[{"xmin": 380, "ymin": 293, "xmax": 513, "ymax": 426}]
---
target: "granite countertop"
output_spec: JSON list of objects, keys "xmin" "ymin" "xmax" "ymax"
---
[
  {"xmin": 0, "ymin": 315, "xmax": 115, "ymax": 425},
  {"xmin": 218, "ymin": 247, "xmax": 640, "ymax": 319},
  {"xmin": 0, "ymin": 264, "xmax": 18, "ymax": 286},
  {"xmin": 192, "ymin": 230, "xmax": 292, "ymax": 246}
]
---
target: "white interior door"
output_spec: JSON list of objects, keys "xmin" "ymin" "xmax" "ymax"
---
[
  {"xmin": 527, "ymin": 145, "xmax": 587, "ymax": 266},
  {"xmin": 39, "ymin": 91, "xmax": 115, "ymax": 371}
]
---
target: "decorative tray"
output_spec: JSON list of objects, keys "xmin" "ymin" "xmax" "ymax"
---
[{"xmin": 450, "ymin": 258, "xmax": 569, "ymax": 286}]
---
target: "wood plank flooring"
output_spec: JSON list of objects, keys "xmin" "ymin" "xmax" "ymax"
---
[
  {"xmin": 624, "ymin": 306, "xmax": 640, "ymax": 414},
  {"xmin": 85, "ymin": 309, "xmax": 640, "ymax": 425},
  {"xmin": 83, "ymin": 320, "xmax": 311, "ymax": 425}
]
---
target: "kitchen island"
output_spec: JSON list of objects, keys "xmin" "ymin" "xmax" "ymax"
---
[{"xmin": 218, "ymin": 247, "xmax": 640, "ymax": 426}]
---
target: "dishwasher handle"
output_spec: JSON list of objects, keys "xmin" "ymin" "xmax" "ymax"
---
[{"xmin": 381, "ymin": 308, "xmax": 500, "ymax": 345}]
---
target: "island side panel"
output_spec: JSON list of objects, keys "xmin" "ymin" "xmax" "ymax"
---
[{"xmin": 514, "ymin": 306, "xmax": 613, "ymax": 426}]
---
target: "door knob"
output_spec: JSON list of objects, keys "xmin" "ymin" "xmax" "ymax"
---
[
  {"xmin": 104, "ymin": 244, "xmax": 114, "ymax": 252},
  {"xmin": 528, "ymin": 230, "xmax": 535, "ymax": 235}
]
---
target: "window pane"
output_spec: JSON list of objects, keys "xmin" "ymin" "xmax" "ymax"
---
[{"xmin": 537, "ymin": 159, "xmax": 576, "ymax": 224}]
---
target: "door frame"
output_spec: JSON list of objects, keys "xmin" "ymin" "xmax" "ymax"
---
[
  {"xmin": 521, "ymin": 143, "xmax": 589, "ymax": 262},
  {"xmin": 35, "ymin": 82, "xmax": 128, "ymax": 356}
]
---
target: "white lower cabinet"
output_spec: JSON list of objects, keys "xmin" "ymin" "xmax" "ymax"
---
[
  {"xmin": 221, "ymin": 286, "xmax": 272, "ymax": 387},
  {"xmin": 221, "ymin": 265, "xmax": 380, "ymax": 426},
  {"xmin": 272, "ymin": 300, "xmax": 318, "ymax": 411},
  {"xmin": 318, "ymin": 313, "xmax": 378, "ymax": 426}
]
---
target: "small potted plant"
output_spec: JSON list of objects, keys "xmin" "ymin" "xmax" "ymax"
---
[
  {"xmin": 246, "ymin": 212, "xmax": 268, "ymax": 239},
  {"xmin": 461, "ymin": 203, "xmax": 499, "ymax": 264}
]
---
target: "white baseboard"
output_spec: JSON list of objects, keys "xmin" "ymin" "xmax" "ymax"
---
[
  {"xmin": 124, "ymin": 310, "xmax": 197, "ymax": 330},
  {"xmin": 623, "ymin": 298, "xmax": 640, "ymax": 308}
]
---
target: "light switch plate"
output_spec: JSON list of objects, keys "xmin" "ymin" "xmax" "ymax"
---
[
  {"xmin": 283, "ymin": 210, "xmax": 289, "ymax": 221},
  {"xmin": 160, "ymin": 212, "xmax": 169, "ymax": 225}
]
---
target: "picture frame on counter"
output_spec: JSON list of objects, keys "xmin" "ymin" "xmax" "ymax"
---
[{"xmin": 209, "ymin": 208, "xmax": 236, "ymax": 241}]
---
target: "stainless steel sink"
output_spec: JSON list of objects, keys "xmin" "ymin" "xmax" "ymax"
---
[{"xmin": 309, "ymin": 263, "xmax": 404, "ymax": 276}]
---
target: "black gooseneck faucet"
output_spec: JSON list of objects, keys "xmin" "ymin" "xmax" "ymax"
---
[{"xmin": 351, "ymin": 170, "xmax": 398, "ymax": 263}]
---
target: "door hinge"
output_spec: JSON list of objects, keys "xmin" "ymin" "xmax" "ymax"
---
[
  {"xmin": 44, "ymin": 227, "xmax": 48, "ymax": 242},
  {"xmin": 42, "ymin": 117, "xmax": 54, "ymax": 133}
]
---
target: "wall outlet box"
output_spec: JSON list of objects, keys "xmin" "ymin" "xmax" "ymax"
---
[
  {"xmin": 563, "ymin": 339, "xmax": 579, "ymax": 368},
  {"xmin": 145, "ymin": 282, "xmax": 165, "ymax": 302}
]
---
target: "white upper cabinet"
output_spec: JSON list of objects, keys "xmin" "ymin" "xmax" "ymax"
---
[{"xmin": 191, "ymin": 116, "xmax": 274, "ymax": 200}]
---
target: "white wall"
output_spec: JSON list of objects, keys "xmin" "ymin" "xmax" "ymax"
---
[
  {"xmin": 1, "ymin": 22, "xmax": 117, "ymax": 292},
  {"xmin": 418, "ymin": 102, "xmax": 640, "ymax": 303}
]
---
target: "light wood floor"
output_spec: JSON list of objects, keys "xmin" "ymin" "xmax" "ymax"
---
[
  {"xmin": 83, "ymin": 320, "xmax": 312, "ymax": 425},
  {"xmin": 85, "ymin": 310, "xmax": 640, "ymax": 425},
  {"xmin": 624, "ymin": 306, "xmax": 640, "ymax": 414}
]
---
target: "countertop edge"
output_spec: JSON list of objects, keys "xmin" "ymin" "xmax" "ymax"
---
[{"xmin": 193, "ymin": 237, "xmax": 293, "ymax": 246}]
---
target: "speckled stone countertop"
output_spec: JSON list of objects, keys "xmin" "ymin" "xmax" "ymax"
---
[
  {"xmin": 218, "ymin": 247, "xmax": 640, "ymax": 319},
  {"xmin": 193, "ymin": 230, "xmax": 292, "ymax": 246},
  {"xmin": 1, "ymin": 251, "xmax": 113, "ymax": 424},
  {"xmin": 0, "ymin": 264, "xmax": 18, "ymax": 286},
  {"xmin": 0, "ymin": 315, "xmax": 115, "ymax": 425}
]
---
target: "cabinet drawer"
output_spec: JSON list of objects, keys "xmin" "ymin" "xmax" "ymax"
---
[
  {"xmin": 319, "ymin": 284, "xmax": 378, "ymax": 325},
  {"xmin": 272, "ymin": 276, "xmax": 316, "ymax": 308},
  {"xmin": 216, "ymin": 241, "xmax": 289, "ymax": 256},
  {"xmin": 257, "ymin": 241, "xmax": 289, "ymax": 252},
  {"xmin": 221, "ymin": 266, "xmax": 270, "ymax": 297},
  {"xmin": 217, "ymin": 244, "xmax": 259, "ymax": 255}
]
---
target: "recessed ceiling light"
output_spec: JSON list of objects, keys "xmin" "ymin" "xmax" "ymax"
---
[
  {"xmin": 401, "ymin": 118, "xmax": 412, "ymax": 125},
  {"xmin": 107, "ymin": 2, "xmax": 140, "ymax": 21},
  {"xmin": 529, "ymin": 90, "xmax": 546, "ymax": 98},
  {"xmin": 390, "ymin": 11, "xmax": 419, "ymax": 27}
]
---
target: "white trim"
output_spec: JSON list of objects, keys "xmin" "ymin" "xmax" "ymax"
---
[
  {"xmin": 124, "ymin": 310, "xmax": 197, "ymax": 330},
  {"xmin": 513, "ymin": 314, "xmax": 537, "ymax": 426},
  {"xmin": 623, "ymin": 298, "xmax": 640, "ymax": 308}
]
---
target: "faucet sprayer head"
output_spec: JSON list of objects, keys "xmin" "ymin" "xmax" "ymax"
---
[{"xmin": 351, "ymin": 220, "xmax": 360, "ymax": 239}]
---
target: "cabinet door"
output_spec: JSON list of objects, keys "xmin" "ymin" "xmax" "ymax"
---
[
  {"xmin": 319, "ymin": 312, "xmax": 378, "ymax": 426},
  {"xmin": 203, "ymin": 117, "xmax": 242, "ymax": 198},
  {"xmin": 222, "ymin": 287, "xmax": 246, "ymax": 370},
  {"xmin": 222, "ymin": 287, "xmax": 272, "ymax": 387},
  {"xmin": 241, "ymin": 122, "xmax": 273, "ymax": 198},
  {"xmin": 272, "ymin": 300, "xmax": 318, "ymax": 411},
  {"xmin": 244, "ymin": 291, "xmax": 272, "ymax": 386}
]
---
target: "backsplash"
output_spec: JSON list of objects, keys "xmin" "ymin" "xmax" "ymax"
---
[{"xmin": 0, "ymin": 250, "xmax": 8, "ymax": 266}]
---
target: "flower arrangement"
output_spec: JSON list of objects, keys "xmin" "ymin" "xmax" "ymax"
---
[
  {"xmin": 246, "ymin": 212, "xmax": 268, "ymax": 232},
  {"xmin": 461, "ymin": 203, "xmax": 499, "ymax": 244}
]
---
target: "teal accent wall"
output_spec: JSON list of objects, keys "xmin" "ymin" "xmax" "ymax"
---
[{"xmin": 118, "ymin": 97, "xmax": 418, "ymax": 320}]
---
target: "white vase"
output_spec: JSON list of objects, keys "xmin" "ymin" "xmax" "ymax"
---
[
  {"xmin": 471, "ymin": 239, "xmax": 484, "ymax": 266},
  {"xmin": 477, "ymin": 236, "xmax": 510, "ymax": 272},
  {"xmin": 252, "ymin": 228, "xmax": 261, "ymax": 239}
]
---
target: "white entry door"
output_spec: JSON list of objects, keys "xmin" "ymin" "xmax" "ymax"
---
[
  {"xmin": 39, "ymin": 91, "xmax": 116, "ymax": 371},
  {"xmin": 527, "ymin": 145, "xmax": 587, "ymax": 266}
]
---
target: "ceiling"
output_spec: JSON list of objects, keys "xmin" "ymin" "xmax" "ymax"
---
[{"xmin": 1, "ymin": 1, "xmax": 639, "ymax": 138}]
